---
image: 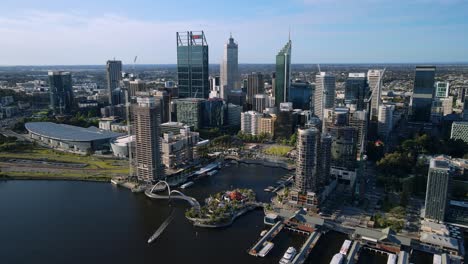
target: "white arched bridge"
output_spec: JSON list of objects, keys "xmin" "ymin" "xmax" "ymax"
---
[{"xmin": 145, "ymin": 181, "xmax": 201, "ymax": 211}]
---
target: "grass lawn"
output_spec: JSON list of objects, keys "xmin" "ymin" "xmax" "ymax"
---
[
  {"xmin": 263, "ymin": 145, "xmax": 293, "ymax": 157},
  {"xmin": 0, "ymin": 145, "xmax": 129, "ymax": 180}
]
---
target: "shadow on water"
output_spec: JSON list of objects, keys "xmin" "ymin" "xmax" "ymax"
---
[
  {"xmin": 357, "ymin": 247, "xmax": 389, "ymax": 264},
  {"xmin": 304, "ymin": 231, "xmax": 347, "ymax": 263}
]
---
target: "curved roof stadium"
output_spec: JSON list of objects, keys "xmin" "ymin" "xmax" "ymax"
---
[{"xmin": 25, "ymin": 122, "xmax": 123, "ymax": 142}]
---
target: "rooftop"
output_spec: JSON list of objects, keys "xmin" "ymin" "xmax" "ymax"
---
[
  {"xmin": 26, "ymin": 122, "xmax": 123, "ymax": 142},
  {"xmin": 420, "ymin": 232, "xmax": 459, "ymax": 250}
]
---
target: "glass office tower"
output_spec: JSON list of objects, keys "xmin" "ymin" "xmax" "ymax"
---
[
  {"xmin": 177, "ymin": 31, "xmax": 209, "ymax": 99},
  {"xmin": 411, "ymin": 66, "xmax": 436, "ymax": 122},
  {"xmin": 275, "ymin": 40, "xmax": 292, "ymax": 106}
]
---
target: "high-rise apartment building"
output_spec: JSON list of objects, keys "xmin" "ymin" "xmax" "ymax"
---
[
  {"xmin": 378, "ymin": 104, "xmax": 395, "ymax": 141},
  {"xmin": 274, "ymin": 40, "xmax": 292, "ymax": 106},
  {"xmin": 132, "ymin": 97, "xmax": 164, "ymax": 183},
  {"xmin": 106, "ymin": 60, "xmax": 122, "ymax": 105},
  {"xmin": 177, "ymin": 31, "xmax": 209, "ymax": 99},
  {"xmin": 424, "ymin": 156, "xmax": 452, "ymax": 222},
  {"xmin": 314, "ymin": 72, "xmax": 336, "ymax": 120},
  {"xmin": 345, "ymin": 73, "xmax": 368, "ymax": 111},
  {"xmin": 368, "ymin": 69, "xmax": 384, "ymax": 121},
  {"xmin": 246, "ymin": 73, "xmax": 264, "ymax": 110},
  {"xmin": 259, "ymin": 115, "xmax": 276, "ymax": 136},
  {"xmin": 220, "ymin": 34, "xmax": 239, "ymax": 99},
  {"xmin": 411, "ymin": 66, "xmax": 436, "ymax": 122},
  {"xmin": 289, "ymin": 127, "xmax": 320, "ymax": 209},
  {"xmin": 48, "ymin": 71, "xmax": 74, "ymax": 115},
  {"xmin": 240, "ymin": 111, "xmax": 262, "ymax": 135}
]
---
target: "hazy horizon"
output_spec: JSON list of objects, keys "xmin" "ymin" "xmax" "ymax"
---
[{"xmin": 1, "ymin": 0, "xmax": 467, "ymax": 65}]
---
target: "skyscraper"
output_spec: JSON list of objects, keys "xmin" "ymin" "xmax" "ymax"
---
[
  {"xmin": 378, "ymin": 104, "xmax": 395, "ymax": 141},
  {"xmin": 411, "ymin": 66, "xmax": 436, "ymax": 122},
  {"xmin": 368, "ymin": 69, "xmax": 384, "ymax": 121},
  {"xmin": 345, "ymin": 73, "xmax": 368, "ymax": 111},
  {"xmin": 48, "ymin": 71, "xmax": 74, "ymax": 115},
  {"xmin": 132, "ymin": 97, "xmax": 164, "ymax": 183},
  {"xmin": 289, "ymin": 127, "xmax": 320, "ymax": 209},
  {"xmin": 319, "ymin": 133, "xmax": 332, "ymax": 187},
  {"xmin": 177, "ymin": 31, "xmax": 209, "ymax": 99},
  {"xmin": 274, "ymin": 40, "xmax": 292, "ymax": 106},
  {"xmin": 106, "ymin": 60, "xmax": 122, "ymax": 105},
  {"xmin": 246, "ymin": 72, "xmax": 264, "ymax": 110},
  {"xmin": 424, "ymin": 156, "xmax": 452, "ymax": 222},
  {"xmin": 314, "ymin": 72, "xmax": 336, "ymax": 120},
  {"xmin": 220, "ymin": 34, "xmax": 239, "ymax": 99},
  {"xmin": 294, "ymin": 128, "xmax": 319, "ymax": 193}
]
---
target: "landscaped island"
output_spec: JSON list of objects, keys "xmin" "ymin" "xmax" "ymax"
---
[{"xmin": 185, "ymin": 188, "xmax": 261, "ymax": 228}]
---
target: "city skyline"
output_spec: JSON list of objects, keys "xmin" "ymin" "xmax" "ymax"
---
[{"xmin": 1, "ymin": 0, "xmax": 468, "ymax": 65}]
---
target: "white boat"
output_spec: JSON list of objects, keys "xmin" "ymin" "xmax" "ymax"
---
[
  {"xmin": 339, "ymin": 240, "xmax": 352, "ymax": 255},
  {"xmin": 260, "ymin": 230, "xmax": 268, "ymax": 237},
  {"xmin": 330, "ymin": 253, "xmax": 344, "ymax": 264},
  {"xmin": 387, "ymin": 253, "xmax": 397, "ymax": 264},
  {"xmin": 279, "ymin": 247, "xmax": 297, "ymax": 264},
  {"xmin": 258, "ymin": 242, "xmax": 274, "ymax": 257},
  {"xmin": 207, "ymin": 170, "xmax": 218, "ymax": 176},
  {"xmin": 110, "ymin": 179, "xmax": 119, "ymax": 185},
  {"xmin": 180, "ymin": 181, "xmax": 194, "ymax": 189}
]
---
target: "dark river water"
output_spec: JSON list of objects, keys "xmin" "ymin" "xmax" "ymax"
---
[{"xmin": 0, "ymin": 163, "xmax": 424, "ymax": 264}]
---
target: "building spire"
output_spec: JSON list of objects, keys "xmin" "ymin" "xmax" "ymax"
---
[{"xmin": 288, "ymin": 26, "xmax": 291, "ymax": 41}]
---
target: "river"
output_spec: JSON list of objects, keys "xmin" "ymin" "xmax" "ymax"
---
[{"xmin": 0, "ymin": 163, "xmax": 429, "ymax": 263}]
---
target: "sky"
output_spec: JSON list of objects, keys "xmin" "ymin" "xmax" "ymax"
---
[{"xmin": 0, "ymin": 0, "xmax": 468, "ymax": 65}]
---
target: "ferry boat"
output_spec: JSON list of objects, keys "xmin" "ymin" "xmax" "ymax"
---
[
  {"xmin": 279, "ymin": 247, "xmax": 297, "ymax": 264},
  {"xmin": 258, "ymin": 242, "xmax": 274, "ymax": 257},
  {"xmin": 180, "ymin": 181, "xmax": 194, "ymax": 189},
  {"xmin": 339, "ymin": 240, "xmax": 352, "ymax": 255},
  {"xmin": 110, "ymin": 178, "xmax": 120, "ymax": 185},
  {"xmin": 329, "ymin": 253, "xmax": 344, "ymax": 264}
]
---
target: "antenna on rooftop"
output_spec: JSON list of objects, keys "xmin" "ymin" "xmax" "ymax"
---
[{"xmin": 317, "ymin": 64, "xmax": 321, "ymax": 73}]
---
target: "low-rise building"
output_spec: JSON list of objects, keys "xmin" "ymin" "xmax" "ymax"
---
[
  {"xmin": 26, "ymin": 122, "xmax": 123, "ymax": 153},
  {"xmin": 161, "ymin": 127, "xmax": 199, "ymax": 169},
  {"xmin": 450, "ymin": 121, "xmax": 468, "ymax": 143}
]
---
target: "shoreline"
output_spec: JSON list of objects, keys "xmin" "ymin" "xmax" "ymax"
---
[
  {"xmin": 230, "ymin": 158, "xmax": 295, "ymax": 171},
  {"xmin": 0, "ymin": 174, "xmax": 112, "ymax": 182}
]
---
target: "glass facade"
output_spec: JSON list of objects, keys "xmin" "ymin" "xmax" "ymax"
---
[
  {"xmin": 49, "ymin": 71, "xmax": 74, "ymax": 115},
  {"xmin": 203, "ymin": 98, "xmax": 225, "ymax": 128},
  {"xmin": 177, "ymin": 31, "xmax": 209, "ymax": 99},
  {"xmin": 274, "ymin": 40, "xmax": 292, "ymax": 106},
  {"xmin": 344, "ymin": 74, "xmax": 368, "ymax": 110},
  {"xmin": 290, "ymin": 81, "xmax": 313, "ymax": 110},
  {"xmin": 174, "ymin": 98, "xmax": 204, "ymax": 130},
  {"xmin": 411, "ymin": 66, "xmax": 436, "ymax": 122}
]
